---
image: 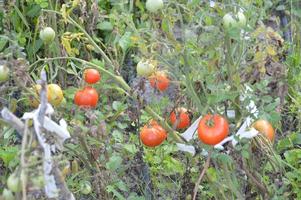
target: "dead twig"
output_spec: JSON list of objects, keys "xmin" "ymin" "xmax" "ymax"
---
[
  {"xmin": 21, "ymin": 119, "xmax": 29, "ymax": 200},
  {"xmin": 1, "ymin": 107, "xmax": 25, "ymax": 134},
  {"xmin": 192, "ymin": 151, "xmax": 212, "ymax": 200}
]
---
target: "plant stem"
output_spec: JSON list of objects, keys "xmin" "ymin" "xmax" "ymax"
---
[
  {"xmin": 21, "ymin": 119, "xmax": 29, "ymax": 200},
  {"xmin": 192, "ymin": 151, "xmax": 212, "ymax": 200}
]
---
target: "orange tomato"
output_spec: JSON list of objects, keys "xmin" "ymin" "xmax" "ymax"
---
[
  {"xmin": 140, "ymin": 120, "xmax": 167, "ymax": 147},
  {"xmin": 198, "ymin": 114, "xmax": 229, "ymax": 145},
  {"xmin": 170, "ymin": 107, "xmax": 191, "ymax": 129},
  {"xmin": 149, "ymin": 71, "xmax": 170, "ymax": 91},
  {"xmin": 252, "ymin": 119, "xmax": 275, "ymax": 142},
  {"xmin": 148, "ymin": 119, "xmax": 168, "ymax": 141},
  {"xmin": 83, "ymin": 69, "xmax": 101, "ymax": 84}
]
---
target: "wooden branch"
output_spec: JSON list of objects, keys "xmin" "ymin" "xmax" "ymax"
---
[
  {"xmin": 192, "ymin": 151, "xmax": 212, "ymax": 200},
  {"xmin": 38, "ymin": 70, "xmax": 48, "ymax": 125},
  {"xmin": 1, "ymin": 107, "xmax": 25, "ymax": 134}
]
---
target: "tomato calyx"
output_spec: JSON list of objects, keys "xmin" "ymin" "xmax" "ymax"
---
[{"xmin": 204, "ymin": 115, "xmax": 215, "ymax": 127}]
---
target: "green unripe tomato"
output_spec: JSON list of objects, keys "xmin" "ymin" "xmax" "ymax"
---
[
  {"xmin": 39, "ymin": 27, "xmax": 55, "ymax": 43},
  {"xmin": 223, "ymin": 11, "xmax": 246, "ymax": 30},
  {"xmin": 80, "ymin": 181, "xmax": 92, "ymax": 195},
  {"xmin": 2, "ymin": 188, "xmax": 14, "ymax": 200},
  {"xmin": 146, "ymin": 0, "xmax": 163, "ymax": 13},
  {"xmin": 0, "ymin": 64, "xmax": 9, "ymax": 82},
  {"xmin": 7, "ymin": 173, "xmax": 22, "ymax": 193},
  {"xmin": 136, "ymin": 59, "xmax": 155, "ymax": 77},
  {"xmin": 236, "ymin": 11, "xmax": 246, "ymax": 27},
  {"xmin": 32, "ymin": 175, "xmax": 45, "ymax": 188}
]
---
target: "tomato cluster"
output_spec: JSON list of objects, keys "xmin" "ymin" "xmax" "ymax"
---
[
  {"xmin": 149, "ymin": 71, "xmax": 170, "ymax": 92},
  {"xmin": 74, "ymin": 87, "xmax": 98, "ymax": 108},
  {"xmin": 74, "ymin": 68, "xmax": 101, "ymax": 108},
  {"xmin": 140, "ymin": 120, "xmax": 167, "ymax": 147},
  {"xmin": 136, "ymin": 59, "xmax": 170, "ymax": 92}
]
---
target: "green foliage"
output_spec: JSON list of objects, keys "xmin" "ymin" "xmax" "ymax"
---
[{"xmin": 0, "ymin": 0, "xmax": 301, "ymax": 199}]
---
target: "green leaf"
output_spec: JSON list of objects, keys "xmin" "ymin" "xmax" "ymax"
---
[
  {"xmin": 276, "ymin": 5, "xmax": 285, "ymax": 11},
  {"xmin": 123, "ymin": 144, "xmax": 138, "ymax": 154},
  {"xmin": 0, "ymin": 146, "xmax": 19, "ymax": 167},
  {"xmin": 106, "ymin": 154, "xmax": 123, "ymax": 171},
  {"xmin": 97, "ymin": 21, "xmax": 114, "ymax": 31},
  {"xmin": 106, "ymin": 185, "xmax": 126, "ymax": 200},
  {"xmin": 206, "ymin": 167, "xmax": 218, "ymax": 182},
  {"xmin": 118, "ymin": 31, "xmax": 132, "ymax": 52},
  {"xmin": 112, "ymin": 101, "xmax": 123, "ymax": 111},
  {"xmin": 207, "ymin": 91, "xmax": 239, "ymax": 104},
  {"xmin": 115, "ymin": 180, "xmax": 128, "ymax": 192},
  {"xmin": 112, "ymin": 130, "xmax": 124, "ymax": 143},
  {"xmin": 284, "ymin": 149, "xmax": 301, "ymax": 167},
  {"xmin": 0, "ymin": 38, "xmax": 8, "ymax": 51}
]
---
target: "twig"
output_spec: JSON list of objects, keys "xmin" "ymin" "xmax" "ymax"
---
[
  {"xmin": 1, "ymin": 107, "xmax": 25, "ymax": 135},
  {"xmin": 192, "ymin": 151, "xmax": 212, "ymax": 200},
  {"xmin": 38, "ymin": 70, "xmax": 48, "ymax": 125},
  {"xmin": 21, "ymin": 119, "xmax": 29, "ymax": 200},
  {"xmin": 241, "ymin": 159, "xmax": 269, "ymax": 197}
]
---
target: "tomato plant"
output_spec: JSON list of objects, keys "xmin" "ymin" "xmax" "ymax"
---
[
  {"xmin": 149, "ymin": 71, "xmax": 170, "ymax": 92},
  {"xmin": 198, "ymin": 114, "xmax": 229, "ymax": 145},
  {"xmin": 146, "ymin": 0, "xmax": 164, "ymax": 13},
  {"xmin": 0, "ymin": 64, "xmax": 9, "ymax": 82},
  {"xmin": 74, "ymin": 87, "xmax": 99, "ymax": 108},
  {"xmin": 169, "ymin": 108, "xmax": 191, "ymax": 129},
  {"xmin": 253, "ymin": 119, "xmax": 275, "ymax": 142},
  {"xmin": 83, "ymin": 69, "xmax": 101, "ymax": 84},
  {"xmin": 39, "ymin": 27, "xmax": 55, "ymax": 43}
]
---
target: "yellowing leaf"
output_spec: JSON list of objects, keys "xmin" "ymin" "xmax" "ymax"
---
[
  {"xmin": 258, "ymin": 63, "xmax": 266, "ymax": 74},
  {"xmin": 267, "ymin": 45, "xmax": 277, "ymax": 56},
  {"xmin": 254, "ymin": 51, "xmax": 266, "ymax": 63},
  {"xmin": 61, "ymin": 37, "xmax": 72, "ymax": 55},
  {"xmin": 60, "ymin": 4, "xmax": 68, "ymax": 23}
]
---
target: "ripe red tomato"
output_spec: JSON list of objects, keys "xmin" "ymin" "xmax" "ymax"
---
[
  {"xmin": 84, "ymin": 69, "xmax": 101, "ymax": 84},
  {"xmin": 253, "ymin": 119, "xmax": 275, "ymax": 142},
  {"xmin": 197, "ymin": 114, "xmax": 229, "ymax": 145},
  {"xmin": 74, "ymin": 87, "xmax": 98, "ymax": 107},
  {"xmin": 148, "ymin": 119, "xmax": 168, "ymax": 141},
  {"xmin": 140, "ymin": 121, "xmax": 167, "ymax": 147},
  {"xmin": 149, "ymin": 71, "xmax": 170, "ymax": 91},
  {"xmin": 170, "ymin": 107, "xmax": 191, "ymax": 129}
]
